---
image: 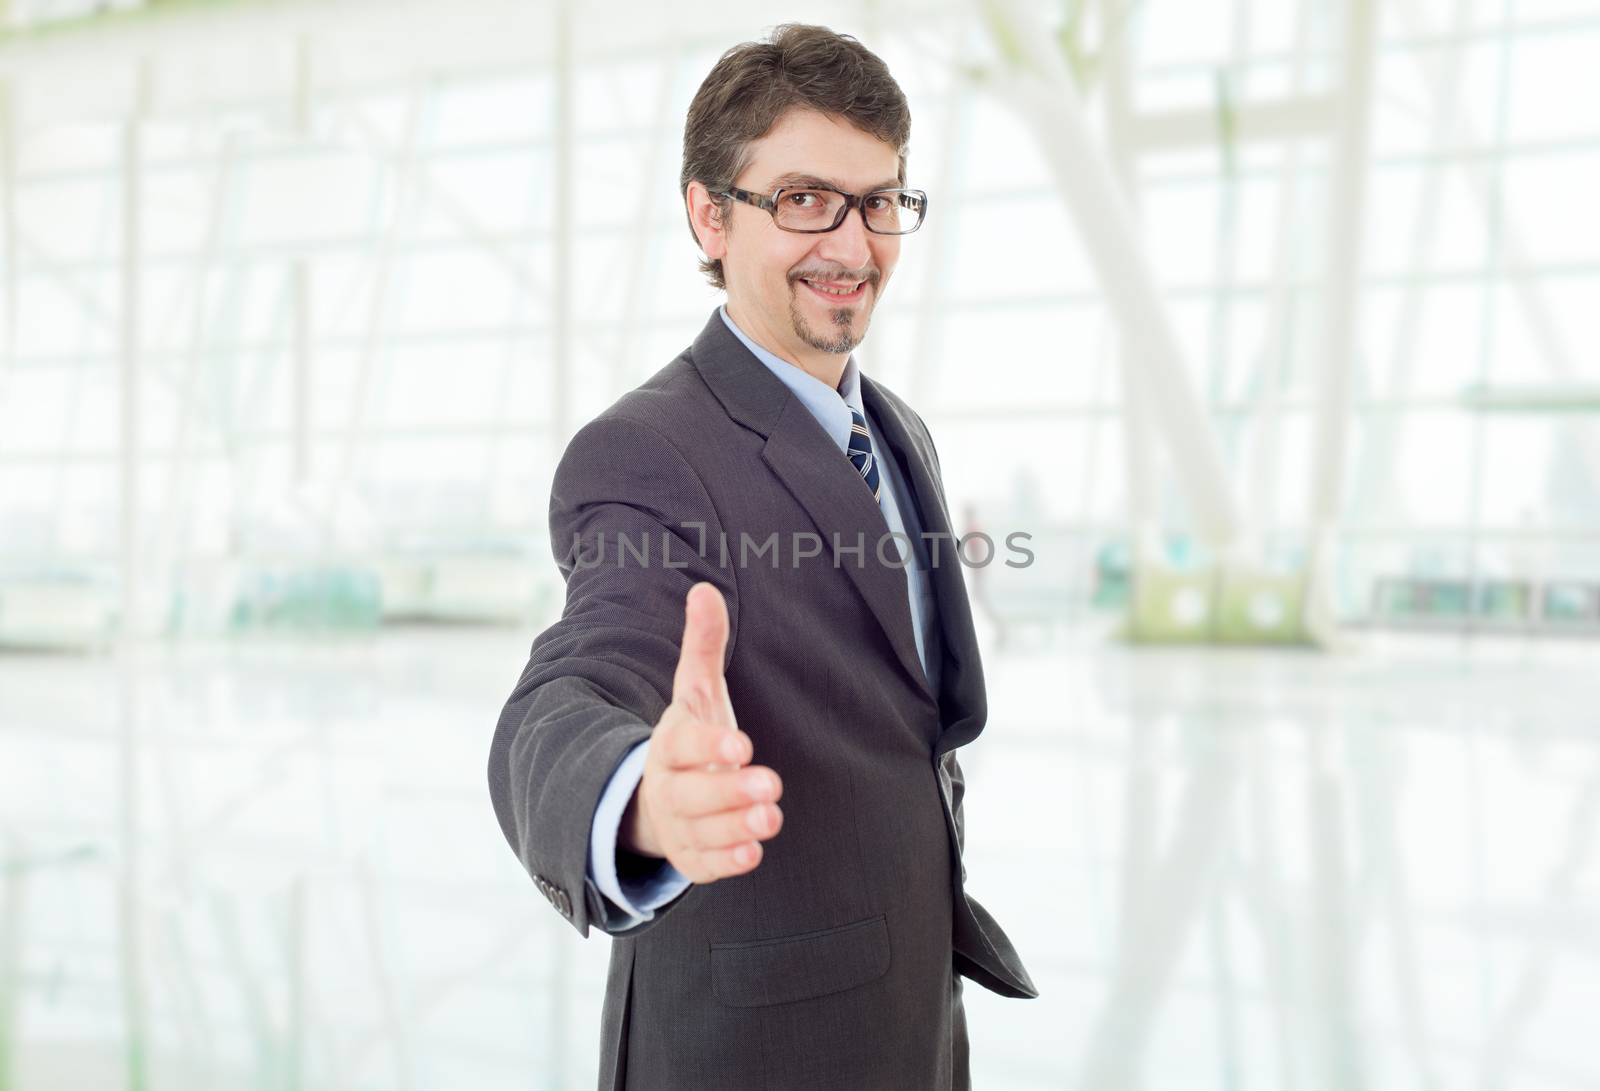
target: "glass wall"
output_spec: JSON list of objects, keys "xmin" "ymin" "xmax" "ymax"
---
[{"xmin": 3, "ymin": 2, "xmax": 1599, "ymax": 1089}]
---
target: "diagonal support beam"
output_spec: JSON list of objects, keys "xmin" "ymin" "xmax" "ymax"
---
[{"xmin": 978, "ymin": 0, "xmax": 1246, "ymax": 550}]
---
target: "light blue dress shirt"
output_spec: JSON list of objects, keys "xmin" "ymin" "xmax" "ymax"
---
[{"xmin": 585, "ymin": 304, "xmax": 943, "ymax": 929}]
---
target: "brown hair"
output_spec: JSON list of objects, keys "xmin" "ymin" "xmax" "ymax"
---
[{"xmin": 680, "ymin": 24, "xmax": 912, "ymax": 290}]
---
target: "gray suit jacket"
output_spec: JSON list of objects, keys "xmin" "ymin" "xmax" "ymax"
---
[{"xmin": 488, "ymin": 309, "xmax": 1037, "ymax": 1090}]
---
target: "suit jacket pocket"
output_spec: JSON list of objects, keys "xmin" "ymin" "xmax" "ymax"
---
[{"xmin": 710, "ymin": 913, "xmax": 891, "ymax": 1008}]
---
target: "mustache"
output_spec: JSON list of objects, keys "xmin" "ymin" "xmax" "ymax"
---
[{"xmin": 789, "ymin": 267, "xmax": 880, "ymax": 287}]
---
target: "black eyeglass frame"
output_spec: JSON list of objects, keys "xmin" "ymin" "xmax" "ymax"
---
[{"xmin": 712, "ymin": 183, "xmax": 929, "ymax": 235}]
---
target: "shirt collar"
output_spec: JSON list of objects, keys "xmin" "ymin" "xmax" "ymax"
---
[{"xmin": 718, "ymin": 304, "xmax": 863, "ymax": 454}]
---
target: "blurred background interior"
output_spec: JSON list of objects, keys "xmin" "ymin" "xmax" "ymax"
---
[{"xmin": 2, "ymin": 0, "xmax": 1598, "ymax": 1087}]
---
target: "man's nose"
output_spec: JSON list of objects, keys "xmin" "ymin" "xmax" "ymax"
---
[{"xmin": 815, "ymin": 206, "xmax": 873, "ymax": 269}]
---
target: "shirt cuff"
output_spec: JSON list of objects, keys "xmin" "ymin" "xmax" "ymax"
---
[{"xmin": 588, "ymin": 740, "xmax": 691, "ymax": 926}]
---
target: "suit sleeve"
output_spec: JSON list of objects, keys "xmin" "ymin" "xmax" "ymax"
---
[{"xmin": 487, "ymin": 413, "xmax": 738, "ymax": 938}]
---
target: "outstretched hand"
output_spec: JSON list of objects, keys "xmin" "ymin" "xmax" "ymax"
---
[{"xmin": 622, "ymin": 582, "xmax": 783, "ymax": 882}]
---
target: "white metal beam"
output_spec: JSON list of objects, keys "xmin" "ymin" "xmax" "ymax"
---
[
  {"xmin": 979, "ymin": 0, "xmax": 1246, "ymax": 549},
  {"xmin": 0, "ymin": 76, "xmax": 13, "ymax": 383},
  {"xmin": 904, "ymin": 16, "xmax": 970, "ymax": 412},
  {"xmin": 1096, "ymin": 0, "xmax": 1162, "ymax": 566},
  {"xmin": 115, "ymin": 57, "xmax": 152, "ymax": 1091},
  {"xmin": 609, "ymin": 56, "xmax": 677, "ymax": 397},
  {"xmin": 1243, "ymin": 0, "xmax": 1319, "ymax": 542},
  {"xmin": 154, "ymin": 131, "xmax": 243, "ymax": 629},
  {"xmin": 118, "ymin": 62, "xmax": 149, "ymax": 638},
  {"xmin": 1304, "ymin": 0, "xmax": 1379, "ymax": 643},
  {"xmin": 550, "ymin": 0, "xmax": 572, "ymax": 457},
  {"xmin": 292, "ymin": 33, "xmax": 313, "ymax": 485},
  {"xmin": 317, "ymin": 85, "xmax": 430, "ymax": 547}
]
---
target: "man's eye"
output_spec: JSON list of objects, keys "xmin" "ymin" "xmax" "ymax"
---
[
  {"xmin": 786, "ymin": 192, "xmax": 819, "ymax": 207},
  {"xmin": 865, "ymin": 195, "xmax": 889, "ymax": 211}
]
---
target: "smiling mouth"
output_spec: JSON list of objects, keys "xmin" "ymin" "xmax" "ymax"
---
[{"xmin": 798, "ymin": 278, "xmax": 868, "ymax": 301}]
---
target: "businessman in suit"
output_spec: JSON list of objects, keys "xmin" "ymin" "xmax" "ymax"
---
[{"xmin": 487, "ymin": 24, "xmax": 1036, "ymax": 1090}]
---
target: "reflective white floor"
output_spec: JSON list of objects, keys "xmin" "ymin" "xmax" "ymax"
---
[{"xmin": 2, "ymin": 625, "xmax": 1596, "ymax": 1090}]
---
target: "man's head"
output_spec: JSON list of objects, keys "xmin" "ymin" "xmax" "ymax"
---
[{"xmin": 680, "ymin": 25, "xmax": 913, "ymax": 379}]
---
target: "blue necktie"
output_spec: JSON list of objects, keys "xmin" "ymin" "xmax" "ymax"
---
[{"xmin": 847, "ymin": 408, "xmax": 881, "ymax": 503}]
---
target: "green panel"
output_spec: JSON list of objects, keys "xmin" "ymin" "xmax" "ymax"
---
[
  {"xmin": 1128, "ymin": 563, "xmax": 1315, "ymax": 645},
  {"xmin": 1213, "ymin": 568, "xmax": 1311, "ymax": 644},
  {"xmin": 1127, "ymin": 565, "xmax": 1217, "ymax": 643}
]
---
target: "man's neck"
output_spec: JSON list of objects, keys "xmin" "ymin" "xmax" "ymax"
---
[{"xmin": 725, "ymin": 301, "xmax": 846, "ymax": 391}]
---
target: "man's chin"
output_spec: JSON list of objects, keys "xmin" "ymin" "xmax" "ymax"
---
[
  {"xmin": 787, "ymin": 281, "xmax": 877, "ymax": 350},
  {"xmin": 800, "ymin": 325, "xmax": 865, "ymax": 356}
]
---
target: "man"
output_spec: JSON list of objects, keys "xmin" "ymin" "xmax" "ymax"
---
[{"xmin": 487, "ymin": 24, "xmax": 1036, "ymax": 1090}]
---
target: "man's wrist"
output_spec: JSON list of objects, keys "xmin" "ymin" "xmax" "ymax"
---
[{"xmin": 619, "ymin": 784, "xmax": 661, "ymax": 859}]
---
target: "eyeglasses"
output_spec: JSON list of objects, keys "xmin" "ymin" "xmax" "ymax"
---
[{"xmin": 713, "ymin": 183, "xmax": 928, "ymax": 235}]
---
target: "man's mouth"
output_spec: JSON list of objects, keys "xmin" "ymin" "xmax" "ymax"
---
[{"xmin": 798, "ymin": 278, "xmax": 868, "ymax": 303}]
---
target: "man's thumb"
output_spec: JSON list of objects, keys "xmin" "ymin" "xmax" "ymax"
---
[{"xmin": 672, "ymin": 582, "xmax": 730, "ymax": 719}]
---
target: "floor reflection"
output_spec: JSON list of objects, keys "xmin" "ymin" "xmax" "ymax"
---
[{"xmin": 1, "ymin": 628, "xmax": 1595, "ymax": 1089}]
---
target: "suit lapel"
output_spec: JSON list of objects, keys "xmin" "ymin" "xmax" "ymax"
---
[
  {"xmin": 861, "ymin": 376, "xmax": 988, "ymax": 751},
  {"xmin": 688, "ymin": 311, "xmax": 936, "ymax": 708},
  {"xmin": 761, "ymin": 407, "xmax": 935, "ymax": 705}
]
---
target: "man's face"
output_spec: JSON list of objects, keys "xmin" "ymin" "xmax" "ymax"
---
[{"xmin": 716, "ymin": 109, "xmax": 903, "ymax": 372}]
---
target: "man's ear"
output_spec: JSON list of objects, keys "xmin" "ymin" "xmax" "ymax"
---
[{"xmin": 686, "ymin": 181, "xmax": 729, "ymax": 263}]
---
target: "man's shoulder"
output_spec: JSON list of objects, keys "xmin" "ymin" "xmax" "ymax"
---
[
  {"xmin": 585, "ymin": 350, "xmax": 705, "ymax": 435},
  {"xmin": 562, "ymin": 341, "xmax": 728, "ymax": 467}
]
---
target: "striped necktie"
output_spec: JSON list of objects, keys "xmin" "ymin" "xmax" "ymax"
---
[{"xmin": 847, "ymin": 407, "xmax": 882, "ymax": 503}]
